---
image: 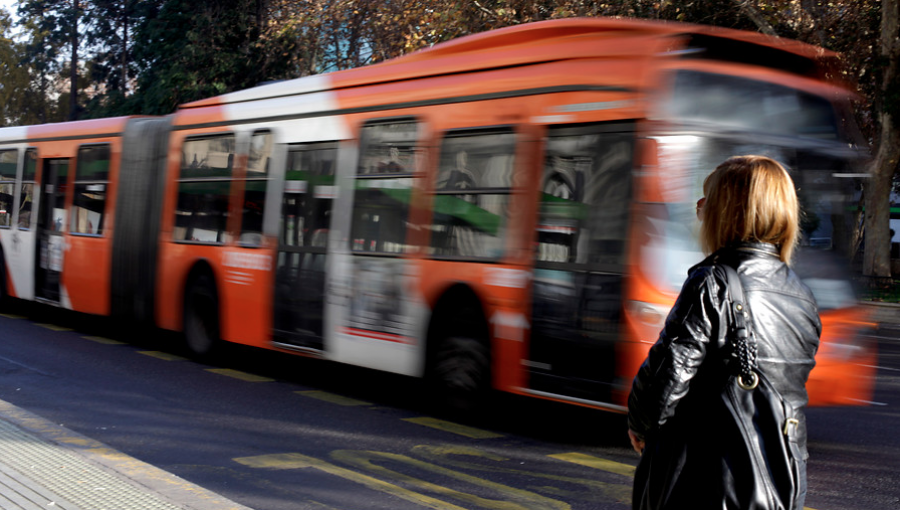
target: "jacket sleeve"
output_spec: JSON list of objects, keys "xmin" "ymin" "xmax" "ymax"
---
[{"xmin": 627, "ymin": 266, "xmax": 727, "ymax": 439}]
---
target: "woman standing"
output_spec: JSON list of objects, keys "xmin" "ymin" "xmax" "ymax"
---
[{"xmin": 627, "ymin": 156, "xmax": 821, "ymax": 510}]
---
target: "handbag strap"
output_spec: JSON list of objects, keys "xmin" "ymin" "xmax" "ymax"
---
[{"xmin": 721, "ymin": 264, "xmax": 759, "ymax": 390}]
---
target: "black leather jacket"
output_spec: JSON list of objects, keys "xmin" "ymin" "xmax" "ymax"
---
[{"xmin": 628, "ymin": 242, "xmax": 821, "ymax": 509}]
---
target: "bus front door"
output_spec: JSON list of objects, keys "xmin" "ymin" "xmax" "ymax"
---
[{"xmin": 527, "ymin": 123, "xmax": 634, "ymax": 405}]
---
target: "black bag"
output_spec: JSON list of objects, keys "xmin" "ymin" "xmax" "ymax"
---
[
  {"xmin": 719, "ymin": 264, "xmax": 805, "ymax": 510},
  {"xmin": 632, "ymin": 265, "xmax": 805, "ymax": 510}
]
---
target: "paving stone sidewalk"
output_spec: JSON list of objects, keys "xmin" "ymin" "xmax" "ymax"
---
[{"xmin": 0, "ymin": 399, "xmax": 253, "ymax": 510}]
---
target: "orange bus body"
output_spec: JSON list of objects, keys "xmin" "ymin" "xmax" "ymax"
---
[{"xmin": 0, "ymin": 18, "xmax": 876, "ymax": 412}]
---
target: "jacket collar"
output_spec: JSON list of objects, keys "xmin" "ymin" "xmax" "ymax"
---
[
  {"xmin": 690, "ymin": 242, "xmax": 780, "ymax": 273},
  {"xmin": 731, "ymin": 241, "xmax": 780, "ymax": 259}
]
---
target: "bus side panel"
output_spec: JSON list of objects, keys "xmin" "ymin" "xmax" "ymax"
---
[
  {"xmin": 807, "ymin": 307, "xmax": 878, "ymax": 406},
  {"xmin": 218, "ymin": 245, "xmax": 276, "ymax": 349},
  {"xmin": 65, "ymin": 236, "xmax": 111, "ymax": 314},
  {"xmin": 322, "ymin": 133, "xmax": 429, "ymax": 375},
  {"xmin": 0, "ymin": 229, "xmax": 36, "ymax": 300}
]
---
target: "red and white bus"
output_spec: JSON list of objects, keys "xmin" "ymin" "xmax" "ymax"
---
[{"xmin": 0, "ymin": 18, "xmax": 877, "ymax": 411}]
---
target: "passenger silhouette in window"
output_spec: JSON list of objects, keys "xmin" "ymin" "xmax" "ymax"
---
[
  {"xmin": 377, "ymin": 147, "xmax": 404, "ymax": 173},
  {"xmin": 445, "ymin": 151, "xmax": 477, "ymax": 204}
]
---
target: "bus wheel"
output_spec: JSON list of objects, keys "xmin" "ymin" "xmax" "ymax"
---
[
  {"xmin": 183, "ymin": 275, "xmax": 219, "ymax": 357},
  {"xmin": 431, "ymin": 336, "xmax": 490, "ymax": 415}
]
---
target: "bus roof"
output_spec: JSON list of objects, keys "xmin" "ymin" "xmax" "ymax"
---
[
  {"xmin": 0, "ymin": 116, "xmax": 134, "ymax": 144},
  {"xmin": 181, "ymin": 17, "xmax": 839, "ymax": 110}
]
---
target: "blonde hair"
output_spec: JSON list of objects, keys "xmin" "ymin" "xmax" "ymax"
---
[{"xmin": 699, "ymin": 155, "xmax": 800, "ymax": 264}]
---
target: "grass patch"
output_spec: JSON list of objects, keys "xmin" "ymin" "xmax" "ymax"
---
[{"xmin": 857, "ymin": 277, "xmax": 900, "ymax": 303}]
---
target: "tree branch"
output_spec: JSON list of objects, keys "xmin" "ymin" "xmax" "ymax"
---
[
  {"xmin": 472, "ymin": 0, "xmax": 495, "ymax": 18},
  {"xmin": 732, "ymin": 0, "xmax": 778, "ymax": 37}
]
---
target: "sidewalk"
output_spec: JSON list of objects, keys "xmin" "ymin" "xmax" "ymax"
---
[{"xmin": 0, "ymin": 399, "xmax": 253, "ymax": 510}]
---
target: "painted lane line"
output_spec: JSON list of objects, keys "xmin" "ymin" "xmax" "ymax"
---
[
  {"xmin": 859, "ymin": 364, "xmax": 900, "ymax": 372},
  {"xmin": 138, "ymin": 351, "xmax": 187, "ymax": 362},
  {"xmin": 549, "ymin": 452, "xmax": 635, "ymax": 477},
  {"xmin": 862, "ymin": 334, "xmax": 900, "ymax": 341},
  {"xmin": 34, "ymin": 323, "xmax": 73, "ymax": 332},
  {"xmin": 234, "ymin": 453, "xmax": 469, "ymax": 510},
  {"xmin": 83, "ymin": 336, "xmax": 125, "ymax": 345},
  {"xmin": 0, "ymin": 313, "xmax": 26, "ymax": 319},
  {"xmin": 402, "ymin": 417, "xmax": 503, "ymax": 439},
  {"xmin": 296, "ymin": 391, "xmax": 371, "ymax": 407},
  {"xmin": 206, "ymin": 368, "xmax": 274, "ymax": 382},
  {"xmin": 844, "ymin": 398, "xmax": 888, "ymax": 406}
]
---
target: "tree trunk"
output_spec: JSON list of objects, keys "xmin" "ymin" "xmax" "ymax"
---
[
  {"xmin": 863, "ymin": 0, "xmax": 900, "ymax": 278},
  {"xmin": 122, "ymin": 0, "xmax": 128, "ymax": 94},
  {"xmin": 863, "ymin": 129, "xmax": 899, "ymax": 277},
  {"xmin": 68, "ymin": 0, "xmax": 79, "ymax": 120}
]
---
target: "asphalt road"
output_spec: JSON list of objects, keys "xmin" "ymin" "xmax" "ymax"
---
[{"xmin": 0, "ymin": 300, "xmax": 897, "ymax": 510}]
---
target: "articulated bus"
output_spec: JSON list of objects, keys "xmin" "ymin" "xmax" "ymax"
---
[{"xmin": 0, "ymin": 18, "xmax": 876, "ymax": 412}]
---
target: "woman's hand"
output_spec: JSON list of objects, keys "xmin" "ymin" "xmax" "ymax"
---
[{"xmin": 628, "ymin": 429, "xmax": 645, "ymax": 454}]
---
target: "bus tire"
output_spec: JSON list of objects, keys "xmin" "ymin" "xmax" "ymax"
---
[
  {"xmin": 183, "ymin": 273, "xmax": 219, "ymax": 357},
  {"xmin": 431, "ymin": 335, "xmax": 490, "ymax": 415}
]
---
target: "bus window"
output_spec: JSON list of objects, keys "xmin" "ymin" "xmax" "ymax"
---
[
  {"xmin": 240, "ymin": 131, "xmax": 273, "ymax": 246},
  {"xmin": 18, "ymin": 150, "xmax": 36, "ymax": 230},
  {"xmin": 282, "ymin": 143, "xmax": 337, "ymax": 248},
  {"xmin": 38, "ymin": 159, "xmax": 69, "ymax": 232},
  {"xmin": 0, "ymin": 150, "xmax": 15, "ymax": 228},
  {"xmin": 429, "ymin": 129, "xmax": 515, "ymax": 259},
  {"xmin": 351, "ymin": 120, "xmax": 419, "ymax": 254},
  {"xmin": 175, "ymin": 135, "xmax": 235, "ymax": 244},
  {"xmin": 71, "ymin": 145, "xmax": 110, "ymax": 236},
  {"xmin": 537, "ymin": 124, "xmax": 633, "ymax": 269}
]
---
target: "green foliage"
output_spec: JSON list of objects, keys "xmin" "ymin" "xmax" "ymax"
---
[
  {"xmin": 129, "ymin": 0, "xmax": 267, "ymax": 114},
  {"xmin": 0, "ymin": 9, "xmax": 29, "ymax": 126},
  {"xmin": 858, "ymin": 277, "xmax": 900, "ymax": 303}
]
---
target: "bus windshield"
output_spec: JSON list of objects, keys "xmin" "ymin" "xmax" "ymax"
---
[
  {"xmin": 664, "ymin": 70, "xmax": 845, "ymax": 141},
  {"xmin": 645, "ymin": 134, "xmax": 861, "ymax": 310}
]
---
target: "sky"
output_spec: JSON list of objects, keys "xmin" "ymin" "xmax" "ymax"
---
[
  {"xmin": 1, "ymin": 0, "xmax": 17, "ymax": 21},
  {"xmin": 1, "ymin": 0, "xmax": 20, "ymax": 39}
]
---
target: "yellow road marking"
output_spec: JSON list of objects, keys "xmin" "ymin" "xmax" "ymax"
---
[
  {"xmin": 139, "ymin": 351, "xmax": 187, "ymax": 361},
  {"xmin": 83, "ymin": 336, "xmax": 126, "ymax": 345},
  {"xmin": 308, "ymin": 501, "xmax": 343, "ymax": 510},
  {"xmin": 549, "ymin": 452, "xmax": 635, "ymax": 477},
  {"xmin": 35, "ymin": 323, "xmax": 73, "ymax": 332},
  {"xmin": 234, "ymin": 453, "xmax": 469, "ymax": 510},
  {"xmin": 415, "ymin": 445, "xmax": 632, "ymax": 503},
  {"xmin": 334, "ymin": 449, "xmax": 569, "ymax": 510},
  {"xmin": 403, "ymin": 417, "xmax": 503, "ymax": 439},
  {"xmin": 207, "ymin": 368, "xmax": 274, "ymax": 382},
  {"xmin": 0, "ymin": 313, "xmax": 26, "ymax": 319},
  {"xmin": 296, "ymin": 391, "xmax": 371, "ymax": 407}
]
